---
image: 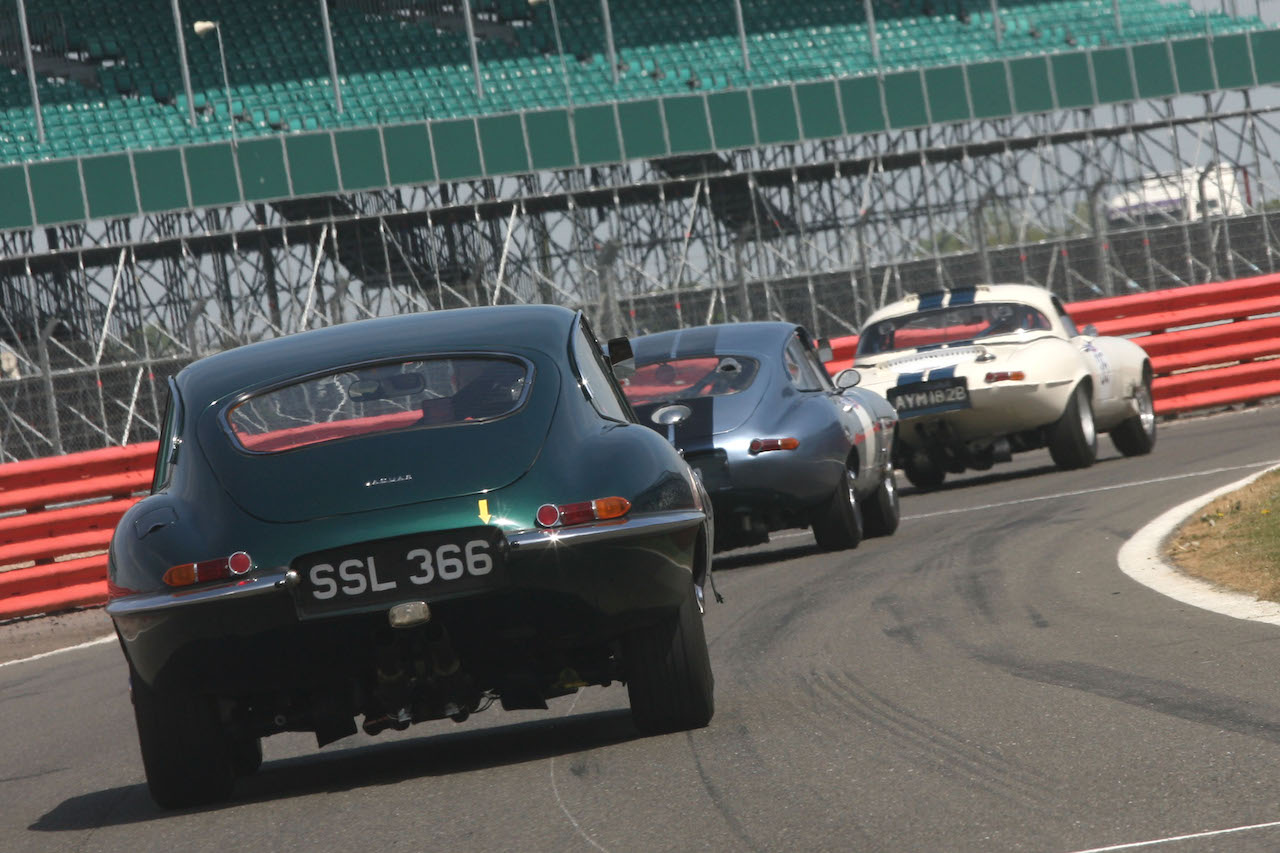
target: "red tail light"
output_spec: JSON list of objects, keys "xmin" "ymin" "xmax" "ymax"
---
[
  {"xmin": 163, "ymin": 551, "xmax": 253, "ymax": 587},
  {"xmin": 749, "ymin": 437, "xmax": 800, "ymax": 454},
  {"xmin": 535, "ymin": 497, "xmax": 631, "ymax": 528},
  {"xmin": 985, "ymin": 371, "xmax": 1026, "ymax": 383}
]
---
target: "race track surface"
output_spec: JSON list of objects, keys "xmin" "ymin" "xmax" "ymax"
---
[{"xmin": 6, "ymin": 405, "xmax": 1280, "ymax": 853}]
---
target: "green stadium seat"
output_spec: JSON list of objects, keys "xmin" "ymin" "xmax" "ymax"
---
[{"xmin": 0, "ymin": 0, "xmax": 1268, "ymax": 163}]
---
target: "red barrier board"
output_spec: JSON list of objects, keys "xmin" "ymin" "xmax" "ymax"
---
[
  {"xmin": 0, "ymin": 528, "xmax": 114, "ymax": 568},
  {"xmin": 0, "ymin": 580, "xmax": 109, "ymax": 621},
  {"xmin": 0, "ymin": 441, "xmax": 158, "ymax": 492},
  {"xmin": 1153, "ymin": 357, "xmax": 1280, "ymax": 396},
  {"xmin": 0, "ymin": 498, "xmax": 138, "ymax": 547},
  {"xmin": 0, "ymin": 470, "xmax": 151, "ymax": 514},
  {"xmin": 1086, "ymin": 294, "xmax": 1280, "ymax": 337},
  {"xmin": 1066, "ymin": 273, "xmax": 1280, "ymax": 325},
  {"xmin": 0, "ymin": 554, "xmax": 108, "ymax": 600}
]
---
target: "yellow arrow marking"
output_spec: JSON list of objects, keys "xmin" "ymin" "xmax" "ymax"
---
[{"xmin": 478, "ymin": 499, "xmax": 492, "ymax": 523}]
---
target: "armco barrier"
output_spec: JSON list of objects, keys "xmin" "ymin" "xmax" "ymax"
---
[
  {"xmin": 822, "ymin": 275, "xmax": 1280, "ymax": 416},
  {"xmin": 0, "ymin": 442, "xmax": 157, "ymax": 621}
]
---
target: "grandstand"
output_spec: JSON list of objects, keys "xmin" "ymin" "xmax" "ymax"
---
[
  {"xmin": 0, "ymin": 0, "xmax": 1279, "ymax": 461},
  {"xmin": 0, "ymin": 1, "xmax": 1271, "ymax": 192}
]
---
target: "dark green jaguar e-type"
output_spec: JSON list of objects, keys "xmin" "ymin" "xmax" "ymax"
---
[{"xmin": 107, "ymin": 305, "xmax": 714, "ymax": 808}]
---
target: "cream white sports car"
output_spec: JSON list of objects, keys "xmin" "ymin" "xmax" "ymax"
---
[{"xmin": 838, "ymin": 284, "xmax": 1155, "ymax": 489}]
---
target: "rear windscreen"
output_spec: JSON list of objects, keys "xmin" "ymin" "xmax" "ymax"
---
[
  {"xmin": 226, "ymin": 356, "xmax": 530, "ymax": 453},
  {"xmin": 857, "ymin": 302, "xmax": 1052, "ymax": 356},
  {"xmin": 622, "ymin": 355, "xmax": 759, "ymax": 405}
]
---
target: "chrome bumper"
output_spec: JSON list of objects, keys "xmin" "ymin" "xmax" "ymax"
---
[
  {"xmin": 106, "ymin": 567, "xmax": 296, "ymax": 617},
  {"xmin": 106, "ymin": 510, "xmax": 704, "ymax": 616},
  {"xmin": 506, "ymin": 509, "xmax": 705, "ymax": 550}
]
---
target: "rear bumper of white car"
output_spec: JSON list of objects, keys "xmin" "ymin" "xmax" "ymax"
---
[{"xmin": 878, "ymin": 377, "xmax": 1077, "ymax": 448}]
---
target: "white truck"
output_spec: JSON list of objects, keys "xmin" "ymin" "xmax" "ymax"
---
[{"xmin": 1105, "ymin": 163, "xmax": 1246, "ymax": 228}]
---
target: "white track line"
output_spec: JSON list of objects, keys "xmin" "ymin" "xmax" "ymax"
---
[
  {"xmin": 904, "ymin": 460, "xmax": 1280, "ymax": 521},
  {"xmin": 766, "ymin": 460, "xmax": 1280, "ymax": 539},
  {"xmin": 0, "ymin": 633, "xmax": 115, "ymax": 669},
  {"xmin": 549, "ymin": 690, "xmax": 609, "ymax": 852},
  {"xmin": 1062, "ymin": 817, "xmax": 1280, "ymax": 852},
  {"xmin": 1117, "ymin": 463, "xmax": 1280, "ymax": 624},
  {"xmin": 1066, "ymin": 463, "xmax": 1280, "ymax": 852}
]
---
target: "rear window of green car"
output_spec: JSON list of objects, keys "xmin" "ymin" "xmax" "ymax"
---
[{"xmin": 225, "ymin": 355, "xmax": 531, "ymax": 453}]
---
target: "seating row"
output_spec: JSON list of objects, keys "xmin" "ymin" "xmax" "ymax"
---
[{"xmin": 0, "ymin": 0, "xmax": 1265, "ymax": 164}]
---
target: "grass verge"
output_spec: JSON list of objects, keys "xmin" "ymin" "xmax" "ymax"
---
[{"xmin": 1165, "ymin": 468, "xmax": 1280, "ymax": 600}]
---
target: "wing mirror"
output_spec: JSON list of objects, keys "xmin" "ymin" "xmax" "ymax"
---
[
  {"xmin": 815, "ymin": 337, "xmax": 834, "ymax": 363},
  {"xmin": 606, "ymin": 336, "xmax": 636, "ymax": 380},
  {"xmin": 606, "ymin": 336, "xmax": 632, "ymax": 365},
  {"xmin": 833, "ymin": 368, "xmax": 862, "ymax": 389},
  {"xmin": 1082, "ymin": 324, "xmax": 1099, "ymax": 337}
]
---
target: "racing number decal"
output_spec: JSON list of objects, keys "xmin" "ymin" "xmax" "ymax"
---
[
  {"xmin": 308, "ymin": 539, "xmax": 494, "ymax": 600},
  {"xmin": 1082, "ymin": 342, "xmax": 1112, "ymax": 398}
]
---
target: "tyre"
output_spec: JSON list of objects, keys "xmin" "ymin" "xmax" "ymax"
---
[
  {"xmin": 903, "ymin": 453, "xmax": 946, "ymax": 490},
  {"xmin": 862, "ymin": 470, "xmax": 900, "ymax": 538},
  {"xmin": 230, "ymin": 735, "xmax": 263, "ymax": 777},
  {"xmin": 1048, "ymin": 382, "xmax": 1097, "ymax": 470},
  {"xmin": 812, "ymin": 466, "xmax": 864, "ymax": 550},
  {"xmin": 624, "ymin": 583, "xmax": 715, "ymax": 735},
  {"xmin": 1111, "ymin": 376, "xmax": 1156, "ymax": 457},
  {"xmin": 131, "ymin": 669, "xmax": 235, "ymax": 809}
]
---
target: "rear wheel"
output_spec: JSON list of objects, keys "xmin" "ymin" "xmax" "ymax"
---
[
  {"xmin": 230, "ymin": 735, "xmax": 263, "ymax": 777},
  {"xmin": 812, "ymin": 466, "xmax": 864, "ymax": 550},
  {"xmin": 903, "ymin": 454, "xmax": 946, "ymax": 490},
  {"xmin": 862, "ymin": 470, "xmax": 900, "ymax": 538},
  {"xmin": 1048, "ymin": 383, "xmax": 1097, "ymax": 470},
  {"xmin": 131, "ymin": 669, "xmax": 235, "ymax": 809},
  {"xmin": 624, "ymin": 583, "xmax": 715, "ymax": 735},
  {"xmin": 1111, "ymin": 376, "xmax": 1156, "ymax": 457}
]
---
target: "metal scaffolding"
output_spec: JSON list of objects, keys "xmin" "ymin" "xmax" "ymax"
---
[{"xmin": 3, "ymin": 85, "xmax": 1280, "ymax": 461}]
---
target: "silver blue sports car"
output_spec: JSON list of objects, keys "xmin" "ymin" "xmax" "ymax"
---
[{"xmin": 622, "ymin": 322, "xmax": 900, "ymax": 552}]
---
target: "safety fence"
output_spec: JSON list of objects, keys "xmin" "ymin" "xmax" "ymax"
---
[
  {"xmin": 823, "ymin": 274, "xmax": 1280, "ymax": 416},
  {"xmin": 3, "ymin": 275, "xmax": 1280, "ymax": 620},
  {"xmin": 0, "ymin": 442, "xmax": 155, "ymax": 621}
]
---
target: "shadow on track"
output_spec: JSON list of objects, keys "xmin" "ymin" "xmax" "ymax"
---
[
  {"xmin": 31, "ymin": 708, "xmax": 638, "ymax": 830},
  {"xmin": 899, "ymin": 454, "xmax": 1131, "ymax": 497},
  {"xmin": 713, "ymin": 542, "xmax": 822, "ymax": 572}
]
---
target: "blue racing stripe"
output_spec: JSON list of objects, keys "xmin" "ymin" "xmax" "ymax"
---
[
  {"xmin": 927, "ymin": 365, "xmax": 957, "ymax": 380},
  {"xmin": 917, "ymin": 292, "xmax": 946, "ymax": 310},
  {"xmin": 896, "ymin": 372, "xmax": 926, "ymax": 385},
  {"xmin": 948, "ymin": 288, "xmax": 976, "ymax": 307}
]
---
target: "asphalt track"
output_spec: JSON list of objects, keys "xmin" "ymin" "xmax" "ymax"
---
[{"xmin": 5, "ymin": 405, "xmax": 1280, "ymax": 853}]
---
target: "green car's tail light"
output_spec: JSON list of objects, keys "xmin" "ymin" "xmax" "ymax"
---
[
  {"xmin": 536, "ymin": 497, "xmax": 631, "ymax": 528},
  {"xmin": 749, "ymin": 437, "xmax": 800, "ymax": 454},
  {"xmin": 163, "ymin": 551, "xmax": 253, "ymax": 587}
]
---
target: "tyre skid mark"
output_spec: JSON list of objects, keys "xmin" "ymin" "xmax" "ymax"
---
[
  {"xmin": 806, "ymin": 668, "xmax": 1060, "ymax": 812},
  {"xmin": 953, "ymin": 567, "xmax": 1004, "ymax": 624},
  {"xmin": 871, "ymin": 593, "xmax": 940, "ymax": 649},
  {"xmin": 684, "ymin": 729, "xmax": 765, "ymax": 852},
  {"xmin": 548, "ymin": 691, "xmax": 610, "ymax": 853},
  {"xmin": 977, "ymin": 653, "xmax": 1280, "ymax": 744}
]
